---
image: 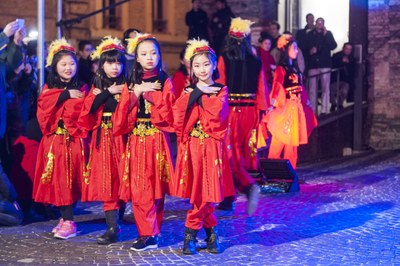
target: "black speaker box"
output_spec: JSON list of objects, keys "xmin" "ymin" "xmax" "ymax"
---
[{"xmin": 257, "ymin": 158, "xmax": 300, "ymax": 193}]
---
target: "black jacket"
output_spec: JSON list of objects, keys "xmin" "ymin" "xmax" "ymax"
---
[{"xmin": 305, "ymin": 29, "xmax": 337, "ymax": 69}]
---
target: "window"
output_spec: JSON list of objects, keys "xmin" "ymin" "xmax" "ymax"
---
[
  {"xmin": 152, "ymin": 0, "xmax": 168, "ymax": 33},
  {"xmin": 102, "ymin": 0, "xmax": 121, "ymax": 29}
]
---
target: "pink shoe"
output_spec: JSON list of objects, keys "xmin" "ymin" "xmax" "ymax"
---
[
  {"xmin": 52, "ymin": 218, "xmax": 64, "ymax": 234},
  {"xmin": 54, "ymin": 220, "xmax": 77, "ymax": 239}
]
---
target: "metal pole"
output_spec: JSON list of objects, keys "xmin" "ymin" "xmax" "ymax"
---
[
  {"xmin": 37, "ymin": 0, "xmax": 45, "ymax": 90},
  {"xmin": 57, "ymin": 0, "xmax": 62, "ymax": 38},
  {"xmin": 353, "ymin": 44, "xmax": 363, "ymax": 150}
]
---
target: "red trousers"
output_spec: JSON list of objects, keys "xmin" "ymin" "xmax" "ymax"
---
[
  {"xmin": 103, "ymin": 201, "xmax": 119, "ymax": 212},
  {"xmin": 185, "ymin": 201, "xmax": 218, "ymax": 230},
  {"xmin": 268, "ymin": 136, "xmax": 298, "ymax": 169},
  {"xmin": 132, "ymin": 197, "xmax": 164, "ymax": 236}
]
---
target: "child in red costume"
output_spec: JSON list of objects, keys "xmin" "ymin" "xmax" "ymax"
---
[
  {"xmin": 173, "ymin": 39, "xmax": 235, "ymax": 255},
  {"xmin": 33, "ymin": 38, "xmax": 88, "ymax": 239},
  {"xmin": 78, "ymin": 37, "xmax": 127, "ymax": 245},
  {"xmin": 266, "ymin": 34, "xmax": 318, "ymax": 168},
  {"xmin": 216, "ymin": 18, "xmax": 270, "ymax": 215},
  {"xmin": 113, "ymin": 33, "xmax": 175, "ymax": 251}
]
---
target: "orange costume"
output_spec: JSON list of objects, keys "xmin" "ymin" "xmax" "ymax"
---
[
  {"xmin": 33, "ymin": 83, "xmax": 88, "ymax": 206},
  {"xmin": 266, "ymin": 65, "xmax": 318, "ymax": 168},
  {"xmin": 113, "ymin": 71, "xmax": 175, "ymax": 237},
  {"xmin": 173, "ymin": 84, "xmax": 235, "ymax": 229}
]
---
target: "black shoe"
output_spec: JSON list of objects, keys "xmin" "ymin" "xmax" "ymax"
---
[
  {"xmin": 204, "ymin": 227, "xmax": 222, "ymax": 254},
  {"xmin": 245, "ymin": 184, "xmax": 260, "ymax": 216},
  {"xmin": 183, "ymin": 227, "xmax": 199, "ymax": 255},
  {"xmin": 97, "ymin": 226, "xmax": 120, "ymax": 245},
  {"xmin": 330, "ymin": 104, "xmax": 337, "ymax": 112},
  {"xmin": 216, "ymin": 196, "xmax": 234, "ymax": 211},
  {"xmin": 130, "ymin": 236, "xmax": 158, "ymax": 251}
]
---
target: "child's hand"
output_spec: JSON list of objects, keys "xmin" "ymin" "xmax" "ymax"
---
[
  {"xmin": 197, "ymin": 85, "xmax": 220, "ymax": 94},
  {"xmin": 133, "ymin": 81, "xmax": 161, "ymax": 98},
  {"xmin": 93, "ymin": 88, "xmax": 102, "ymax": 95},
  {"xmin": 139, "ymin": 81, "xmax": 161, "ymax": 93},
  {"xmin": 108, "ymin": 82, "xmax": 124, "ymax": 95},
  {"xmin": 69, "ymin": 89, "xmax": 84, "ymax": 99}
]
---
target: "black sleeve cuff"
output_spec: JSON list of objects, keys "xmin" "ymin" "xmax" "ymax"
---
[
  {"xmin": 89, "ymin": 89, "xmax": 112, "ymax": 113},
  {"xmin": 56, "ymin": 90, "xmax": 71, "ymax": 106},
  {"xmin": 186, "ymin": 87, "xmax": 203, "ymax": 111}
]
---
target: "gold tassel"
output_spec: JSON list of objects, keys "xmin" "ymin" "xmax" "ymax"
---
[
  {"xmin": 249, "ymin": 129, "xmax": 257, "ymax": 157},
  {"xmin": 41, "ymin": 151, "xmax": 55, "ymax": 184}
]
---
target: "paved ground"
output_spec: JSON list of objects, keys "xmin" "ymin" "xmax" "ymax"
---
[{"xmin": 1, "ymin": 150, "xmax": 400, "ymax": 265}]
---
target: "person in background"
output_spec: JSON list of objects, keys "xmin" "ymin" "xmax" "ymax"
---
[
  {"xmin": 304, "ymin": 17, "xmax": 337, "ymax": 115},
  {"xmin": 185, "ymin": 0, "xmax": 209, "ymax": 41},
  {"xmin": 122, "ymin": 28, "xmax": 141, "ymax": 73},
  {"xmin": 77, "ymin": 40, "xmax": 94, "ymax": 86},
  {"xmin": 0, "ymin": 162, "xmax": 23, "ymax": 226},
  {"xmin": 210, "ymin": 0, "xmax": 235, "ymax": 56},
  {"xmin": 330, "ymin": 42, "xmax": 355, "ymax": 111},
  {"xmin": 257, "ymin": 33, "xmax": 276, "ymax": 89}
]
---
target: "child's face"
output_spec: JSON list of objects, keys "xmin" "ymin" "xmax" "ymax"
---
[
  {"xmin": 136, "ymin": 40, "xmax": 160, "ymax": 71},
  {"xmin": 56, "ymin": 54, "xmax": 77, "ymax": 82},
  {"xmin": 260, "ymin": 39, "xmax": 272, "ymax": 52},
  {"xmin": 192, "ymin": 53, "xmax": 215, "ymax": 84},
  {"xmin": 288, "ymin": 42, "xmax": 298, "ymax": 60},
  {"xmin": 103, "ymin": 61, "xmax": 123, "ymax": 78}
]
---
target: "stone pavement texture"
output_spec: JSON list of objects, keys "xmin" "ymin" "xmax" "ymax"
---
[{"xmin": 1, "ymin": 150, "xmax": 400, "ymax": 265}]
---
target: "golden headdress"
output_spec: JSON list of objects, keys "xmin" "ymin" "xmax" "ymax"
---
[
  {"xmin": 184, "ymin": 39, "xmax": 216, "ymax": 61},
  {"xmin": 126, "ymin": 33, "xmax": 156, "ymax": 55},
  {"xmin": 91, "ymin": 36, "xmax": 125, "ymax": 60},
  {"xmin": 277, "ymin": 34, "xmax": 294, "ymax": 50},
  {"xmin": 228, "ymin": 17, "xmax": 254, "ymax": 39},
  {"xmin": 46, "ymin": 38, "xmax": 75, "ymax": 67}
]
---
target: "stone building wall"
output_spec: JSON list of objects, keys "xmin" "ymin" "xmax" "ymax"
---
[{"xmin": 368, "ymin": 0, "xmax": 400, "ymax": 149}]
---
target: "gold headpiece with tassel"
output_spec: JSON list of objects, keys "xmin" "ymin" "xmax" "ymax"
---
[
  {"xmin": 126, "ymin": 33, "xmax": 156, "ymax": 55},
  {"xmin": 277, "ymin": 34, "xmax": 294, "ymax": 50},
  {"xmin": 228, "ymin": 17, "xmax": 254, "ymax": 39},
  {"xmin": 46, "ymin": 38, "xmax": 75, "ymax": 67},
  {"xmin": 91, "ymin": 36, "xmax": 125, "ymax": 60},
  {"xmin": 184, "ymin": 39, "xmax": 216, "ymax": 61}
]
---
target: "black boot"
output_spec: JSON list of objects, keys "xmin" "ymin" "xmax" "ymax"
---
[
  {"xmin": 182, "ymin": 227, "xmax": 198, "ymax": 255},
  {"xmin": 97, "ymin": 210, "xmax": 120, "ymax": 245},
  {"xmin": 204, "ymin": 227, "xmax": 222, "ymax": 254},
  {"xmin": 216, "ymin": 196, "xmax": 235, "ymax": 211}
]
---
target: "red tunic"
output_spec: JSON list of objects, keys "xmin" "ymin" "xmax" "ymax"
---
[
  {"xmin": 258, "ymin": 47, "xmax": 276, "ymax": 85},
  {"xmin": 172, "ymin": 70, "xmax": 190, "ymax": 98},
  {"xmin": 172, "ymin": 85, "xmax": 235, "ymax": 204},
  {"xmin": 265, "ymin": 66, "xmax": 318, "ymax": 146},
  {"xmin": 113, "ymin": 78, "xmax": 175, "ymax": 203},
  {"xmin": 33, "ymin": 84, "xmax": 88, "ymax": 206},
  {"xmin": 78, "ymin": 85, "xmax": 127, "ymax": 203},
  {"xmin": 216, "ymin": 57, "xmax": 270, "ymax": 171}
]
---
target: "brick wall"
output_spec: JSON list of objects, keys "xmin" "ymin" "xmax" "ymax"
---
[{"xmin": 368, "ymin": 1, "xmax": 400, "ymax": 149}]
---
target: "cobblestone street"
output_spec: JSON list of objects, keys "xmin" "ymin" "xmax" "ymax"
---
[{"xmin": 1, "ymin": 150, "xmax": 400, "ymax": 265}]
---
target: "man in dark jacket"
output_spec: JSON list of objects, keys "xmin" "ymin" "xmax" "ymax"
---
[
  {"xmin": 185, "ymin": 0, "xmax": 209, "ymax": 40},
  {"xmin": 330, "ymin": 42, "xmax": 355, "ymax": 111},
  {"xmin": 305, "ymin": 17, "xmax": 337, "ymax": 115},
  {"xmin": 210, "ymin": 0, "xmax": 235, "ymax": 56}
]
